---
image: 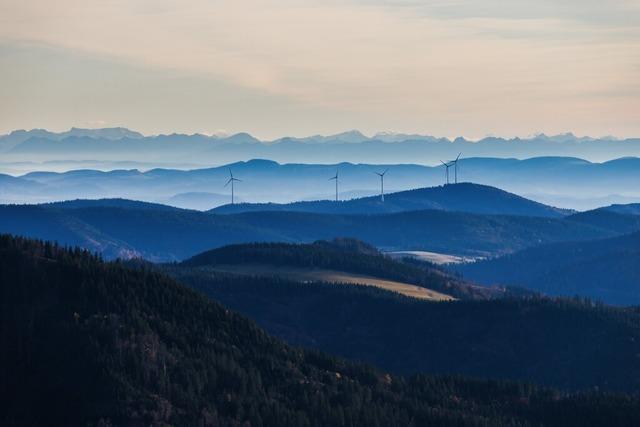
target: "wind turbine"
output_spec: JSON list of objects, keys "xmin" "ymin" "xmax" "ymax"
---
[
  {"xmin": 224, "ymin": 169, "xmax": 242, "ymax": 204},
  {"xmin": 329, "ymin": 169, "xmax": 339, "ymax": 202},
  {"xmin": 374, "ymin": 169, "xmax": 388, "ymax": 202},
  {"xmin": 440, "ymin": 161, "xmax": 452, "ymax": 185},
  {"xmin": 451, "ymin": 153, "xmax": 462, "ymax": 184}
]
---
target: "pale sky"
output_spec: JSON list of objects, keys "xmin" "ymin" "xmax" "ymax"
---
[{"xmin": 1, "ymin": 0, "xmax": 639, "ymax": 139}]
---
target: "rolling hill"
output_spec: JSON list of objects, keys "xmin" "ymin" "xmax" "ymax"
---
[
  {"xmin": 211, "ymin": 183, "xmax": 568, "ymax": 217},
  {"xmin": 563, "ymin": 209, "xmax": 640, "ymax": 234},
  {"xmin": 602, "ymin": 203, "xmax": 640, "ymax": 216},
  {"xmin": 6, "ymin": 235, "xmax": 640, "ymax": 425},
  {"xmin": 181, "ymin": 239, "xmax": 493, "ymax": 300},
  {"xmin": 41, "ymin": 197, "xmax": 182, "ymax": 211},
  {"xmin": 458, "ymin": 231, "xmax": 640, "ymax": 305},
  {"xmin": 226, "ymin": 209, "xmax": 636, "ymax": 256},
  {"xmin": 1, "ymin": 200, "xmax": 638, "ymax": 260}
]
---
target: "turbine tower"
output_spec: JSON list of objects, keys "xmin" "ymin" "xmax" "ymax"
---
[
  {"xmin": 452, "ymin": 153, "xmax": 462, "ymax": 184},
  {"xmin": 224, "ymin": 169, "xmax": 242, "ymax": 204},
  {"xmin": 374, "ymin": 169, "xmax": 388, "ymax": 202},
  {"xmin": 329, "ymin": 169, "xmax": 339, "ymax": 202},
  {"xmin": 440, "ymin": 161, "xmax": 452, "ymax": 185}
]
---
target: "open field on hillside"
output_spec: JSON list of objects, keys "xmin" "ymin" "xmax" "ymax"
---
[
  {"xmin": 385, "ymin": 250, "xmax": 481, "ymax": 265},
  {"xmin": 210, "ymin": 263, "xmax": 455, "ymax": 301}
]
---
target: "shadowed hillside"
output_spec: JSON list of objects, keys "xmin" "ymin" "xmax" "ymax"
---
[
  {"xmin": 458, "ymin": 232, "xmax": 640, "ymax": 305},
  {"xmin": 166, "ymin": 258, "xmax": 640, "ymax": 392},
  {"xmin": 6, "ymin": 235, "xmax": 640, "ymax": 425},
  {"xmin": 1, "ymin": 200, "xmax": 638, "ymax": 260}
]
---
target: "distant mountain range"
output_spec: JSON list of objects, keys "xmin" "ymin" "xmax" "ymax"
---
[
  {"xmin": 0, "ymin": 127, "xmax": 143, "ymax": 151},
  {"xmin": 2, "ymin": 158, "xmax": 640, "ymax": 210},
  {"xmin": 1, "ymin": 127, "xmax": 639, "ymax": 167}
]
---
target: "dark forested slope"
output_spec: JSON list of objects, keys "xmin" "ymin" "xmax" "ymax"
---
[
  {"xmin": 167, "ymin": 265, "xmax": 640, "ymax": 393},
  {"xmin": 3, "ymin": 234, "xmax": 640, "ymax": 426}
]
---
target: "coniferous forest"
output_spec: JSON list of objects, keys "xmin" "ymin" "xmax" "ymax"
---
[
  {"xmin": 3, "ymin": 234, "xmax": 640, "ymax": 426},
  {"xmin": 166, "ymin": 264, "xmax": 640, "ymax": 392}
]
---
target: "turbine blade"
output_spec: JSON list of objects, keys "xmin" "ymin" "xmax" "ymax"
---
[{"xmin": 224, "ymin": 178, "xmax": 232, "ymax": 187}]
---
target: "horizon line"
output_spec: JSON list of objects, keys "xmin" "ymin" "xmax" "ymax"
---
[{"xmin": 1, "ymin": 126, "xmax": 633, "ymax": 143}]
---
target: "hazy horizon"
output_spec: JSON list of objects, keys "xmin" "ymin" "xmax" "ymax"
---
[
  {"xmin": 1, "ymin": 125, "xmax": 636, "ymax": 142},
  {"xmin": 2, "ymin": 0, "xmax": 639, "ymax": 139}
]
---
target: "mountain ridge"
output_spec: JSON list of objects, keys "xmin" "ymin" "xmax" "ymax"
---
[
  {"xmin": 211, "ymin": 182, "xmax": 569, "ymax": 217},
  {"xmin": 0, "ymin": 199, "xmax": 637, "ymax": 261},
  {"xmin": 3, "ymin": 157, "xmax": 639, "ymax": 210},
  {"xmin": 3, "ymin": 128, "xmax": 639, "ymax": 165},
  {"xmin": 2, "ymin": 127, "xmax": 632, "ymax": 145}
]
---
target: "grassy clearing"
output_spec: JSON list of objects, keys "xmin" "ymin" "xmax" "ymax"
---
[{"xmin": 210, "ymin": 263, "xmax": 455, "ymax": 301}]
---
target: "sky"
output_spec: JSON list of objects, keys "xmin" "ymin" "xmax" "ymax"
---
[{"xmin": 1, "ymin": 0, "xmax": 639, "ymax": 139}]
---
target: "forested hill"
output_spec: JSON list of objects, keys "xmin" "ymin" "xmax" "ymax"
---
[
  {"xmin": 602, "ymin": 203, "xmax": 640, "ymax": 216},
  {"xmin": 565, "ymin": 209, "xmax": 640, "ymax": 234},
  {"xmin": 41, "ymin": 198, "xmax": 182, "ymax": 211},
  {"xmin": 1, "ymin": 201, "xmax": 632, "ymax": 261},
  {"xmin": 212, "ymin": 183, "xmax": 568, "ymax": 217},
  {"xmin": 5, "ymin": 235, "xmax": 640, "ymax": 426},
  {"xmin": 458, "ymin": 231, "xmax": 640, "ymax": 305},
  {"xmin": 167, "ymin": 266, "xmax": 640, "ymax": 393},
  {"xmin": 182, "ymin": 239, "xmax": 493, "ymax": 300}
]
